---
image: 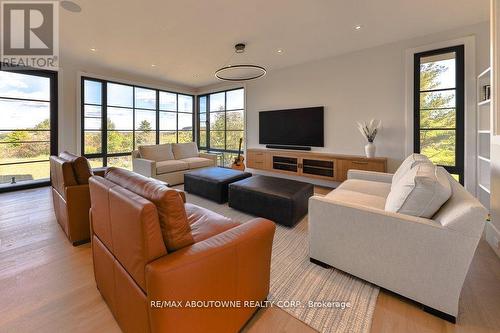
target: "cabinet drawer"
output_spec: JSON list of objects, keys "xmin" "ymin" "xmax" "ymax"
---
[
  {"xmin": 248, "ymin": 152, "xmax": 265, "ymax": 163},
  {"xmin": 341, "ymin": 160, "xmax": 386, "ymax": 181},
  {"xmin": 248, "ymin": 160, "xmax": 265, "ymax": 169},
  {"xmin": 344, "ymin": 160, "xmax": 385, "ymax": 172}
]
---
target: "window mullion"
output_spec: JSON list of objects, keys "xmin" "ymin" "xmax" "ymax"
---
[{"xmin": 102, "ymin": 81, "xmax": 108, "ymax": 167}]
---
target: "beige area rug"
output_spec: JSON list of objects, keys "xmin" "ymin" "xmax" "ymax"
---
[{"xmin": 182, "ymin": 189, "xmax": 379, "ymax": 333}]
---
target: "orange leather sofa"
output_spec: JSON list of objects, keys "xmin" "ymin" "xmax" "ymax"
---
[
  {"xmin": 50, "ymin": 152, "xmax": 104, "ymax": 245},
  {"xmin": 89, "ymin": 167, "xmax": 276, "ymax": 333}
]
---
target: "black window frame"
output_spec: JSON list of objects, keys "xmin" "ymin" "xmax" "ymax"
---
[
  {"xmin": 197, "ymin": 87, "xmax": 245, "ymax": 163},
  {"xmin": 0, "ymin": 65, "xmax": 58, "ymax": 193},
  {"xmin": 81, "ymin": 76, "xmax": 194, "ymax": 167},
  {"xmin": 413, "ymin": 45, "xmax": 465, "ymax": 184}
]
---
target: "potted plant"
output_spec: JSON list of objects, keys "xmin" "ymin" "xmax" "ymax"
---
[{"xmin": 357, "ymin": 119, "xmax": 381, "ymax": 158}]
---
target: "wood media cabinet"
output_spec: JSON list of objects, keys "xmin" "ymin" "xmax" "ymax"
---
[{"xmin": 246, "ymin": 148, "xmax": 387, "ymax": 183}]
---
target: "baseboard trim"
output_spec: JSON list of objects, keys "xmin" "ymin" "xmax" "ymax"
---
[{"xmin": 485, "ymin": 221, "xmax": 500, "ymax": 258}]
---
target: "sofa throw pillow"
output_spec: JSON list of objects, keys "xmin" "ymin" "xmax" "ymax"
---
[
  {"xmin": 391, "ymin": 153, "xmax": 430, "ymax": 189},
  {"xmin": 172, "ymin": 142, "xmax": 199, "ymax": 160},
  {"xmin": 105, "ymin": 167, "xmax": 194, "ymax": 251},
  {"xmin": 385, "ymin": 163, "xmax": 451, "ymax": 218},
  {"xmin": 139, "ymin": 144, "xmax": 175, "ymax": 162},
  {"xmin": 59, "ymin": 151, "xmax": 93, "ymax": 184}
]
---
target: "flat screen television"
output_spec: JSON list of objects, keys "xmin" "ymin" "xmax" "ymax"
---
[{"xmin": 259, "ymin": 107, "xmax": 324, "ymax": 147}]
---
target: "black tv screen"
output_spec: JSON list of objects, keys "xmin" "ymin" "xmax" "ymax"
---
[{"xmin": 259, "ymin": 107, "xmax": 324, "ymax": 147}]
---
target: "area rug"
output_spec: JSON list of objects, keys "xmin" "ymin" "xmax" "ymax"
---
[{"xmin": 182, "ymin": 189, "xmax": 379, "ymax": 333}]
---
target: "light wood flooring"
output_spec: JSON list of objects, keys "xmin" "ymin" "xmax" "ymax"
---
[{"xmin": 1, "ymin": 187, "xmax": 499, "ymax": 333}]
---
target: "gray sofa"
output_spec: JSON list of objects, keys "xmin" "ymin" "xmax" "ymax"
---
[{"xmin": 132, "ymin": 142, "xmax": 217, "ymax": 185}]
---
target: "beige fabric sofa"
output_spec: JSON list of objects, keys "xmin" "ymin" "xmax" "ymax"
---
[
  {"xmin": 132, "ymin": 142, "xmax": 217, "ymax": 185},
  {"xmin": 309, "ymin": 160, "xmax": 487, "ymax": 321}
]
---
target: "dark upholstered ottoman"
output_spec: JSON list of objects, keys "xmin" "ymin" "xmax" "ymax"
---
[
  {"xmin": 229, "ymin": 175, "xmax": 314, "ymax": 227},
  {"xmin": 184, "ymin": 167, "xmax": 252, "ymax": 203}
]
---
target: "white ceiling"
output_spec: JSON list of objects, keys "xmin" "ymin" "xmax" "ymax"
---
[{"xmin": 60, "ymin": 0, "xmax": 489, "ymax": 88}]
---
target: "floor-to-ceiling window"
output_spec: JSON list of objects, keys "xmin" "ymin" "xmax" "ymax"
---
[
  {"xmin": 0, "ymin": 69, "xmax": 58, "ymax": 191},
  {"xmin": 197, "ymin": 88, "xmax": 244, "ymax": 166},
  {"xmin": 81, "ymin": 77, "xmax": 194, "ymax": 169},
  {"xmin": 414, "ymin": 45, "xmax": 464, "ymax": 183}
]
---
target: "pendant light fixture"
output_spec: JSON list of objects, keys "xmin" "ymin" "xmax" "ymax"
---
[{"xmin": 215, "ymin": 43, "xmax": 266, "ymax": 81}]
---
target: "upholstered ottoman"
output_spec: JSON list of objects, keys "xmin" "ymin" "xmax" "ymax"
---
[
  {"xmin": 229, "ymin": 175, "xmax": 314, "ymax": 227},
  {"xmin": 184, "ymin": 167, "xmax": 252, "ymax": 203}
]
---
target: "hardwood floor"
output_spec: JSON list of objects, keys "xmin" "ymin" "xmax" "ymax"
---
[{"xmin": 1, "ymin": 187, "xmax": 500, "ymax": 333}]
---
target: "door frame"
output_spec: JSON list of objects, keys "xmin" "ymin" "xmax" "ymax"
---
[{"xmin": 0, "ymin": 67, "xmax": 58, "ymax": 193}]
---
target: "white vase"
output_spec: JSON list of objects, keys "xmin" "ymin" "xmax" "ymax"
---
[{"xmin": 365, "ymin": 142, "xmax": 376, "ymax": 158}]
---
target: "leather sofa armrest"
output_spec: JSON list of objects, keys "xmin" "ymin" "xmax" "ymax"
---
[
  {"xmin": 64, "ymin": 184, "xmax": 91, "ymax": 243},
  {"xmin": 145, "ymin": 218, "xmax": 275, "ymax": 332},
  {"xmin": 199, "ymin": 152, "xmax": 218, "ymax": 166},
  {"xmin": 175, "ymin": 189, "xmax": 186, "ymax": 203},
  {"xmin": 347, "ymin": 169, "xmax": 394, "ymax": 183},
  {"xmin": 133, "ymin": 158, "xmax": 156, "ymax": 177}
]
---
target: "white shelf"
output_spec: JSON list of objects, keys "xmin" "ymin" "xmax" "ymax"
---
[
  {"xmin": 478, "ymin": 156, "xmax": 491, "ymax": 163},
  {"xmin": 477, "ymin": 67, "xmax": 492, "ymax": 202},
  {"xmin": 479, "ymin": 183, "xmax": 491, "ymax": 194},
  {"xmin": 478, "ymin": 67, "xmax": 491, "ymax": 78},
  {"xmin": 478, "ymin": 99, "xmax": 491, "ymax": 106}
]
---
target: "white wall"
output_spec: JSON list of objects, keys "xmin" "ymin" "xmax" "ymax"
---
[
  {"xmin": 56, "ymin": 58, "xmax": 196, "ymax": 154},
  {"xmin": 208, "ymin": 22, "xmax": 489, "ymax": 173}
]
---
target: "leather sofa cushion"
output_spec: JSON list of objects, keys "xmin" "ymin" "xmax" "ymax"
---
[
  {"xmin": 180, "ymin": 157, "xmax": 213, "ymax": 169},
  {"xmin": 392, "ymin": 153, "xmax": 430, "ymax": 189},
  {"xmin": 59, "ymin": 151, "xmax": 93, "ymax": 184},
  {"xmin": 172, "ymin": 142, "xmax": 199, "ymax": 160},
  {"xmin": 156, "ymin": 160, "xmax": 189, "ymax": 174},
  {"xmin": 185, "ymin": 203, "xmax": 240, "ymax": 242},
  {"xmin": 139, "ymin": 143, "xmax": 175, "ymax": 162},
  {"xmin": 385, "ymin": 163, "xmax": 451, "ymax": 218},
  {"xmin": 105, "ymin": 167, "xmax": 194, "ymax": 251}
]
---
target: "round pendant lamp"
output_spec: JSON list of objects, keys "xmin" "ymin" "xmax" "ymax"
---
[{"xmin": 215, "ymin": 43, "xmax": 266, "ymax": 81}]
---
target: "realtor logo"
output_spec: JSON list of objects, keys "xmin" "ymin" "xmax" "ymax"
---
[{"xmin": 1, "ymin": 1, "xmax": 59, "ymax": 69}]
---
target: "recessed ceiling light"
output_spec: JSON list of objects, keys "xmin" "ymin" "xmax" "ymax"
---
[
  {"xmin": 151, "ymin": 64, "xmax": 157, "ymax": 67},
  {"xmin": 60, "ymin": 1, "xmax": 82, "ymax": 13},
  {"xmin": 354, "ymin": 25, "xmax": 362, "ymax": 31},
  {"xmin": 90, "ymin": 48, "xmax": 97, "ymax": 52},
  {"xmin": 277, "ymin": 49, "xmax": 283, "ymax": 54}
]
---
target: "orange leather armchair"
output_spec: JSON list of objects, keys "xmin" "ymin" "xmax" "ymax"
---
[
  {"xmin": 89, "ymin": 168, "xmax": 275, "ymax": 333},
  {"xmin": 50, "ymin": 152, "xmax": 104, "ymax": 245}
]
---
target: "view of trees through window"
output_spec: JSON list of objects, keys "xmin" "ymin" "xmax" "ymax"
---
[
  {"xmin": 198, "ymin": 88, "xmax": 245, "ymax": 166},
  {"xmin": 82, "ymin": 78, "xmax": 194, "ymax": 169},
  {"xmin": 0, "ymin": 70, "xmax": 56, "ymax": 186},
  {"xmin": 415, "ymin": 46, "xmax": 464, "ymax": 182}
]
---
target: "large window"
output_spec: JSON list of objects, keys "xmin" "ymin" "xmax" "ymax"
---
[
  {"xmin": 198, "ymin": 88, "xmax": 244, "ymax": 166},
  {"xmin": 414, "ymin": 46, "xmax": 464, "ymax": 183},
  {"xmin": 81, "ymin": 77, "xmax": 193, "ymax": 169},
  {"xmin": 0, "ymin": 69, "xmax": 58, "ymax": 191}
]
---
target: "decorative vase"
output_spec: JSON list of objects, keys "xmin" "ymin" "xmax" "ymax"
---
[{"xmin": 365, "ymin": 142, "xmax": 376, "ymax": 158}]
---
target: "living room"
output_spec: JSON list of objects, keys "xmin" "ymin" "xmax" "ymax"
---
[{"xmin": 1, "ymin": 1, "xmax": 500, "ymax": 333}]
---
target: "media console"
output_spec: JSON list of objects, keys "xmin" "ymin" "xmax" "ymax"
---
[{"xmin": 246, "ymin": 148, "xmax": 387, "ymax": 182}]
